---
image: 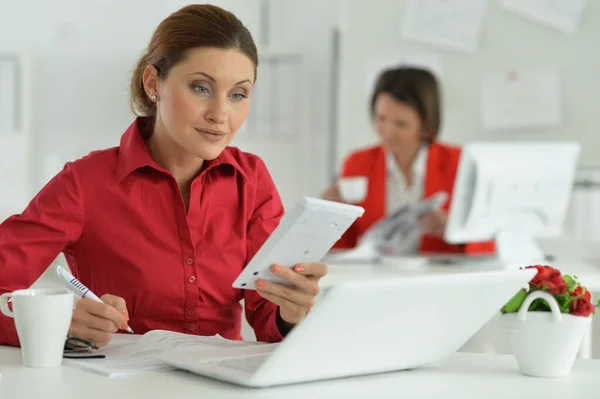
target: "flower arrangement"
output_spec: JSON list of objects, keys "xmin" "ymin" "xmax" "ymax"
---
[{"xmin": 501, "ymin": 265, "xmax": 600, "ymax": 317}]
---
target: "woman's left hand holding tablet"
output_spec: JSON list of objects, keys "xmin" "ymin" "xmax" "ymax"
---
[{"xmin": 256, "ymin": 263, "xmax": 328, "ymax": 330}]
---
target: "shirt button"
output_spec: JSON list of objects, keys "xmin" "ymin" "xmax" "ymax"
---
[
  {"xmin": 188, "ymin": 324, "xmax": 196, "ymax": 332},
  {"xmin": 187, "ymin": 309, "xmax": 195, "ymax": 316},
  {"xmin": 188, "ymin": 276, "xmax": 196, "ymax": 283},
  {"xmin": 186, "ymin": 258, "xmax": 194, "ymax": 265}
]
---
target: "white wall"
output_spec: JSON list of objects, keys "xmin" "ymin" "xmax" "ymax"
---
[
  {"xmin": 2, "ymin": 0, "xmax": 599, "ymax": 213},
  {"xmin": 0, "ymin": 0, "xmax": 337, "ymax": 210},
  {"xmin": 335, "ymin": 0, "xmax": 600, "ymax": 169}
]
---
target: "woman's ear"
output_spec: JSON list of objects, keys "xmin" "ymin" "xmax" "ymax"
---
[{"xmin": 142, "ymin": 65, "xmax": 160, "ymax": 101}]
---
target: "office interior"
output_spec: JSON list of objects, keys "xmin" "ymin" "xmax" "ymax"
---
[{"xmin": 1, "ymin": 0, "xmax": 600, "ymax": 357}]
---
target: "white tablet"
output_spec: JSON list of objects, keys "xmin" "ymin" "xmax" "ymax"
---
[{"xmin": 232, "ymin": 197, "xmax": 365, "ymax": 290}]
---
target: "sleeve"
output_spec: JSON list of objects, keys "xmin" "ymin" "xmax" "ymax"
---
[
  {"xmin": 0, "ymin": 162, "xmax": 84, "ymax": 346},
  {"xmin": 331, "ymin": 224, "xmax": 358, "ymax": 249},
  {"xmin": 465, "ymin": 241, "xmax": 496, "ymax": 254},
  {"xmin": 243, "ymin": 159, "xmax": 286, "ymax": 343}
]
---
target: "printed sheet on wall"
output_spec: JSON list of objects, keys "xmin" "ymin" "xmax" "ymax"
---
[
  {"xmin": 500, "ymin": 0, "xmax": 587, "ymax": 34},
  {"xmin": 239, "ymin": 56, "xmax": 302, "ymax": 138},
  {"xmin": 480, "ymin": 68, "xmax": 561, "ymax": 131},
  {"xmin": 401, "ymin": 0, "xmax": 487, "ymax": 53}
]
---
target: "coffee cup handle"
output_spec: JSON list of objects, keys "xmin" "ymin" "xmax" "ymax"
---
[{"xmin": 0, "ymin": 293, "xmax": 14, "ymax": 318}]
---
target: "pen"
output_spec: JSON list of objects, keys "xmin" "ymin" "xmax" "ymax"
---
[{"xmin": 56, "ymin": 265, "xmax": 134, "ymax": 333}]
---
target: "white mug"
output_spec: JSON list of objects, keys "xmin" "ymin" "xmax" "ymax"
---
[
  {"xmin": 339, "ymin": 176, "xmax": 368, "ymax": 203},
  {"xmin": 0, "ymin": 288, "xmax": 74, "ymax": 368}
]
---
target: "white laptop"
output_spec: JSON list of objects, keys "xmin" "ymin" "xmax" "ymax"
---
[{"xmin": 160, "ymin": 268, "xmax": 535, "ymax": 387}]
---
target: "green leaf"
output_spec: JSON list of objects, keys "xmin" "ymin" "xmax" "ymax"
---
[
  {"xmin": 559, "ymin": 296, "xmax": 575, "ymax": 313},
  {"xmin": 529, "ymin": 298, "xmax": 550, "ymax": 312},
  {"xmin": 563, "ymin": 275, "xmax": 579, "ymax": 292},
  {"xmin": 502, "ymin": 289, "xmax": 528, "ymax": 313}
]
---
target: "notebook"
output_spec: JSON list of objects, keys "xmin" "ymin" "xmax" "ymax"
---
[{"xmin": 64, "ymin": 330, "xmax": 275, "ymax": 377}]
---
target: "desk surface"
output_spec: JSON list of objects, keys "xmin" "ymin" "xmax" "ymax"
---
[
  {"xmin": 322, "ymin": 257, "xmax": 600, "ymax": 292},
  {"xmin": 0, "ymin": 346, "xmax": 599, "ymax": 398},
  {"xmin": 4, "ymin": 257, "xmax": 600, "ymax": 397}
]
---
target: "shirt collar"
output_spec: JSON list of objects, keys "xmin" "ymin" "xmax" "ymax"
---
[
  {"xmin": 386, "ymin": 145, "xmax": 429, "ymax": 180},
  {"xmin": 115, "ymin": 118, "xmax": 248, "ymax": 182}
]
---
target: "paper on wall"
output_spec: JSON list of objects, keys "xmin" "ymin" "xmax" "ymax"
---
[
  {"xmin": 365, "ymin": 52, "xmax": 443, "ymax": 94},
  {"xmin": 500, "ymin": 0, "xmax": 587, "ymax": 34},
  {"xmin": 481, "ymin": 68, "xmax": 561, "ymax": 131},
  {"xmin": 244, "ymin": 59, "xmax": 302, "ymax": 138},
  {"xmin": 401, "ymin": 0, "xmax": 487, "ymax": 53}
]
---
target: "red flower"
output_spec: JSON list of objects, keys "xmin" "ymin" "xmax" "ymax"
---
[
  {"xmin": 526, "ymin": 265, "xmax": 567, "ymax": 295},
  {"xmin": 570, "ymin": 286, "xmax": 592, "ymax": 301},
  {"xmin": 572, "ymin": 297, "xmax": 596, "ymax": 317}
]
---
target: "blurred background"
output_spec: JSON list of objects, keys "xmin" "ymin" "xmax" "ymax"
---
[{"xmin": 0, "ymin": 0, "xmax": 599, "ymax": 254}]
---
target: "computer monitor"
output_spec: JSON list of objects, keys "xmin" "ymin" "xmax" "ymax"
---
[{"xmin": 445, "ymin": 142, "xmax": 581, "ymax": 266}]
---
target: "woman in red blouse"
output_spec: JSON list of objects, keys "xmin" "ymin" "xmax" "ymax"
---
[
  {"xmin": 0, "ymin": 4, "xmax": 326, "ymax": 348},
  {"xmin": 322, "ymin": 67, "xmax": 494, "ymax": 255}
]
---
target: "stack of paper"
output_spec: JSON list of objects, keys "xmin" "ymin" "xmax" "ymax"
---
[{"xmin": 65, "ymin": 330, "xmax": 274, "ymax": 377}]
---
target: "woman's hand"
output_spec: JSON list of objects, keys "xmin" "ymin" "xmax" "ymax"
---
[
  {"xmin": 68, "ymin": 294, "xmax": 129, "ymax": 348},
  {"xmin": 321, "ymin": 184, "xmax": 343, "ymax": 203},
  {"xmin": 256, "ymin": 263, "xmax": 328, "ymax": 329},
  {"xmin": 419, "ymin": 209, "xmax": 447, "ymax": 237}
]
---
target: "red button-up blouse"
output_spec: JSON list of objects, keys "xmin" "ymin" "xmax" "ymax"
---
[{"xmin": 0, "ymin": 118, "xmax": 285, "ymax": 346}]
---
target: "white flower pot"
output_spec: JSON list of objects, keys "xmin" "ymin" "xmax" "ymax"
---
[{"xmin": 501, "ymin": 290, "xmax": 591, "ymax": 378}]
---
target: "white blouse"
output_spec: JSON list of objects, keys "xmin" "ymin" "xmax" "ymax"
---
[{"xmin": 384, "ymin": 146, "xmax": 429, "ymax": 254}]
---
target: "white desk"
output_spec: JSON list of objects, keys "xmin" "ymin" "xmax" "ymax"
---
[
  {"xmin": 322, "ymin": 258, "xmax": 600, "ymax": 291},
  {"xmin": 1, "ymin": 346, "xmax": 599, "ymax": 398},
  {"xmin": 321, "ymin": 258, "xmax": 600, "ymax": 359}
]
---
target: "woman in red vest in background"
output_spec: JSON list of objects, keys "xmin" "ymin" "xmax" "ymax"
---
[{"xmin": 323, "ymin": 67, "xmax": 494, "ymax": 255}]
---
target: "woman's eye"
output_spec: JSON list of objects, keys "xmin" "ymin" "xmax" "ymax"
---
[
  {"xmin": 193, "ymin": 85, "xmax": 209, "ymax": 94},
  {"xmin": 231, "ymin": 93, "xmax": 247, "ymax": 101}
]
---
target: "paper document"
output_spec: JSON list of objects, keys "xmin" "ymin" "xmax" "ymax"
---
[
  {"xmin": 65, "ymin": 330, "xmax": 273, "ymax": 377},
  {"xmin": 323, "ymin": 192, "xmax": 448, "ymax": 263},
  {"xmin": 500, "ymin": 0, "xmax": 587, "ymax": 34},
  {"xmin": 401, "ymin": 0, "xmax": 487, "ymax": 53},
  {"xmin": 481, "ymin": 68, "xmax": 561, "ymax": 130}
]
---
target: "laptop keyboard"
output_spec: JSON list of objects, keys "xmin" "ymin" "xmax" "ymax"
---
[{"xmin": 208, "ymin": 354, "xmax": 270, "ymax": 373}]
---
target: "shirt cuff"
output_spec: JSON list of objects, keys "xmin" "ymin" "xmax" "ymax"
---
[
  {"xmin": 275, "ymin": 307, "xmax": 295, "ymax": 336},
  {"xmin": 0, "ymin": 316, "xmax": 21, "ymax": 347},
  {"xmin": 260, "ymin": 306, "xmax": 285, "ymax": 343}
]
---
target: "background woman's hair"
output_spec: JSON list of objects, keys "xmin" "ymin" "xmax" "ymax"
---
[
  {"xmin": 370, "ymin": 67, "xmax": 442, "ymax": 143},
  {"xmin": 129, "ymin": 4, "xmax": 258, "ymax": 118}
]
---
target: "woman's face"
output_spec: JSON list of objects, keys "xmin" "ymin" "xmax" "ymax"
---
[
  {"xmin": 373, "ymin": 93, "xmax": 423, "ymax": 155},
  {"xmin": 151, "ymin": 47, "xmax": 254, "ymax": 161}
]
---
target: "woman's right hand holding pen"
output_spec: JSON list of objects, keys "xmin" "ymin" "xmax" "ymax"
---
[{"xmin": 68, "ymin": 294, "xmax": 130, "ymax": 348}]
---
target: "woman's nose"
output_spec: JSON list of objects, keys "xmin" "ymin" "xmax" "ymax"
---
[{"xmin": 205, "ymin": 98, "xmax": 228, "ymax": 124}]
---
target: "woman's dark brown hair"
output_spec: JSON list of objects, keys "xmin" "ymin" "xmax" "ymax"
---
[
  {"xmin": 370, "ymin": 67, "xmax": 442, "ymax": 144},
  {"xmin": 129, "ymin": 4, "xmax": 258, "ymax": 118}
]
